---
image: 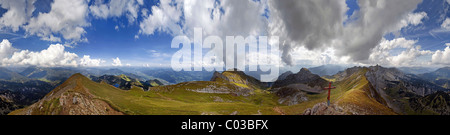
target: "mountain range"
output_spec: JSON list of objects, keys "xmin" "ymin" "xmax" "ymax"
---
[
  {"xmin": 309, "ymin": 64, "xmax": 347, "ymax": 77},
  {"xmin": 0, "ymin": 67, "xmax": 170, "ymax": 115},
  {"xmin": 3, "ymin": 65, "xmax": 450, "ymax": 115},
  {"xmin": 418, "ymin": 67, "xmax": 450, "ymax": 89}
]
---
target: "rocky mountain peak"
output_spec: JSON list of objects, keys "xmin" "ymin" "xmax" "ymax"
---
[
  {"xmin": 298, "ymin": 68, "xmax": 311, "ymax": 75},
  {"xmin": 272, "ymin": 68, "xmax": 328, "ymax": 89}
]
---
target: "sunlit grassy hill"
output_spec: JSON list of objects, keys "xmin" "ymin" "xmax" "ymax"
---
[{"xmin": 10, "ymin": 66, "xmax": 449, "ymax": 115}]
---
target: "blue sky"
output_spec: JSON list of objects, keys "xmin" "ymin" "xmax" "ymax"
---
[{"xmin": 0, "ymin": 0, "xmax": 449, "ymax": 68}]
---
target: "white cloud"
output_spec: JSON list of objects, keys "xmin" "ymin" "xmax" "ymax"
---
[
  {"xmin": 396, "ymin": 12, "xmax": 427, "ymax": 30},
  {"xmin": 268, "ymin": 0, "xmax": 348, "ymax": 65},
  {"xmin": 268, "ymin": 0, "xmax": 423, "ymax": 65},
  {"xmin": 183, "ymin": 0, "xmax": 266, "ymax": 38},
  {"xmin": 139, "ymin": 0, "xmax": 183, "ymax": 35},
  {"xmin": 0, "ymin": 0, "xmax": 35, "ymax": 32},
  {"xmin": 369, "ymin": 38, "xmax": 433, "ymax": 67},
  {"xmin": 431, "ymin": 43, "xmax": 450, "ymax": 65},
  {"xmin": 112, "ymin": 57, "xmax": 123, "ymax": 66},
  {"xmin": 442, "ymin": 18, "xmax": 450, "ymax": 29},
  {"xmin": 289, "ymin": 46, "xmax": 353, "ymax": 67},
  {"xmin": 3, "ymin": 43, "xmax": 79, "ymax": 67},
  {"xmin": 137, "ymin": 0, "xmax": 144, "ymax": 5},
  {"xmin": 0, "ymin": 39, "xmax": 104, "ymax": 67},
  {"xmin": 24, "ymin": 0, "xmax": 90, "ymax": 43},
  {"xmin": 80, "ymin": 55, "xmax": 105, "ymax": 67},
  {"xmin": 0, "ymin": 39, "xmax": 17, "ymax": 61},
  {"xmin": 115, "ymin": 25, "xmax": 119, "ymax": 31},
  {"xmin": 139, "ymin": 0, "xmax": 267, "ymax": 38},
  {"xmin": 89, "ymin": 0, "xmax": 142, "ymax": 23},
  {"xmin": 147, "ymin": 49, "xmax": 170, "ymax": 58}
]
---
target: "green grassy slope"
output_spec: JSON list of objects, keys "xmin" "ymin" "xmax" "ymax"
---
[
  {"xmin": 11, "ymin": 68, "xmax": 400, "ymax": 115},
  {"xmin": 84, "ymin": 74, "xmax": 279, "ymax": 115},
  {"xmin": 279, "ymin": 68, "xmax": 396, "ymax": 115}
]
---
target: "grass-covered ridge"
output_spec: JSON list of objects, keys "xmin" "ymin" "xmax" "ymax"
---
[
  {"xmin": 85, "ymin": 79, "xmax": 279, "ymax": 115},
  {"xmin": 11, "ymin": 68, "xmax": 402, "ymax": 115}
]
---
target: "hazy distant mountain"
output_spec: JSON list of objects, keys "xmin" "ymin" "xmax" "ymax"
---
[
  {"xmin": 309, "ymin": 64, "xmax": 346, "ymax": 76},
  {"xmin": 398, "ymin": 67, "xmax": 438, "ymax": 75},
  {"xmin": 0, "ymin": 67, "xmax": 28, "ymax": 81},
  {"xmin": 418, "ymin": 67, "xmax": 450, "ymax": 89},
  {"xmin": 90, "ymin": 74, "xmax": 164, "ymax": 91},
  {"xmin": 19, "ymin": 66, "xmax": 78, "ymax": 82},
  {"xmin": 140, "ymin": 69, "xmax": 213, "ymax": 84}
]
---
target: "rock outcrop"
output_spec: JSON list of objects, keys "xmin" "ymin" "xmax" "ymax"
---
[
  {"xmin": 303, "ymin": 102, "xmax": 345, "ymax": 115},
  {"xmin": 271, "ymin": 68, "xmax": 327, "ymax": 105},
  {"xmin": 272, "ymin": 68, "xmax": 328, "ymax": 89}
]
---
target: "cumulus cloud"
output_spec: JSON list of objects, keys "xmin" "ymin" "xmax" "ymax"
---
[
  {"xmin": 24, "ymin": 0, "xmax": 90, "ymax": 43},
  {"xmin": 185, "ymin": 0, "xmax": 266, "ymax": 38},
  {"xmin": 397, "ymin": 12, "xmax": 427, "ymax": 29},
  {"xmin": 337, "ymin": 0, "xmax": 423, "ymax": 62},
  {"xmin": 139, "ymin": 0, "xmax": 266, "ymax": 38},
  {"xmin": 268, "ymin": 0, "xmax": 347, "ymax": 64},
  {"xmin": 139, "ymin": 0, "xmax": 183, "ymax": 35},
  {"xmin": 2, "ymin": 42, "xmax": 79, "ymax": 67},
  {"xmin": 432, "ymin": 43, "xmax": 450, "ymax": 65},
  {"xmin": 139, "ymin": 0, "xmax": 267, "ymax": 69},
  {"xmin": 0, "ymin": 39, "xmax": 17, "ymax": 61},
  {"xmin": 369, "ymin": 38, "xmax": 433, "ymax": 67},
  {"xmin": 80, "ymin": 55, "xmax": 105, "ymax": 67},
  {"xmin": 90, "ymin": 0, "xmax": 143, "ymax": 23},
  {"xmin": 0, "ymin": 39, "xmax": 103, "ymax": 67},
  {"xmin": 112, "ymin": 57, "xmax": 122, "ymax": 66},
  {"xmin": 0, "ymin": 0, "xmax": 35, "ymax": 32},
  {"xmin": 268, "ymin": 0, "xmax": 423, "ymax": 65}
]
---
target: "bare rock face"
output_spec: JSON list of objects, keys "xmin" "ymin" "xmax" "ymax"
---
[
  {"xmin": 272, "ymin": 83, "xmax": 324, "ymax": 106},
  {"xmin": 271, "ymin": 68, "xmax": 327, "ymax": 106},
  {"xmin": 210, "ymin": 71, "xmax": 227, "ymax": 82},
  {"xmin": 363, "ymin": 66, "xmax": 448, "ymax": 114},
  {"xmin": 276, "ymin": 71, "xmax": 293, "ymax": 81},
  {"xmin": 303, "ymin": 102, "xmax": 345, "ymax": 115},
  {"xmin": 0, "ymin": 94, "xmax": 20, "ymax": 115},
  {"xmin": 274, "ymin": 86, "xmax": 308, "ymax": 106},
  {"xmin": 272, "ymin": 68, "xmax": 328, "ymax": 89}
]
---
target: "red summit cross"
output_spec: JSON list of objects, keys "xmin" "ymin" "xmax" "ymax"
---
[{"xmin": 324, "ymin": 82, "xmax": 336, "ymax": 106}]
